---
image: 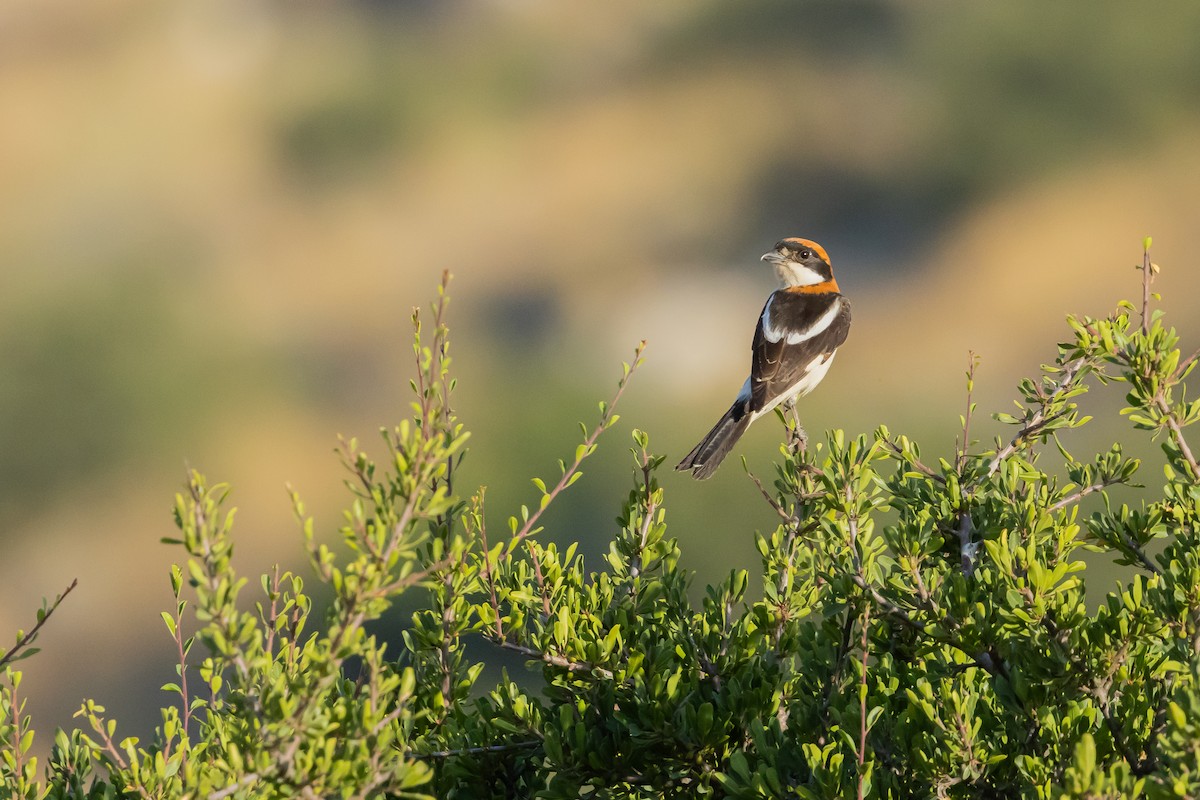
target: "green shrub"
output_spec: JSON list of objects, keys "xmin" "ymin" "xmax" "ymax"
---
[{"xmin": 4, "ymin": 246, "xmax": 1200, "ymax": 798}]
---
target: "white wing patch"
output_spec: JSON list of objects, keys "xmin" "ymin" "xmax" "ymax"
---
[
  {"xmin": 762, "ymin": 297, "xmax": 842, "ymax": 344},
  {"xmin": 791, "ymin": 351, "xmax": 835, "ymax": 397},
  {"xmin": 760, "ymin": 304, "xmax": 782, "ymax": 342}
]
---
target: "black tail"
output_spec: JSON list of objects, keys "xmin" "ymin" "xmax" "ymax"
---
[{"xmin": 676, "ymin": 403, "xmax": 752, "ymax": 480}]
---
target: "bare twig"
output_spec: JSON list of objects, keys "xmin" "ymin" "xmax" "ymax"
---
[
  {"xmin": 1157, "ymin": 398, "xmax": 1200, "ymax": 484},
  {"xmin": 782, "ymin": 399, "xmax": 808, "ymax": 453},
  {"xmin": 984, "ymin": 357, "xmax": 1088, "ymax": 480},
  {"xmin": 746, "ymin": 469, "xmax": 796, "ymax": 523},
  {"xmin": 0, "ymin": 578, "xmax": 78, "ymax": 671}
]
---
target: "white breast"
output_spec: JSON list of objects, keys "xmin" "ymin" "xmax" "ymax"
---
[{"xmin": 747, "ymin": 351, "xmax": 837, "ymax": 422}]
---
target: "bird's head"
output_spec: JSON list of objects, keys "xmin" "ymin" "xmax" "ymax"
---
[{"xmin": 761, "ymin": 238, "xmax": 835, "ymax": 289}]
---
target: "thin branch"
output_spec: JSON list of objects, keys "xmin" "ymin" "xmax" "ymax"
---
[
  {"xmin": 1140, "ymin": 243, "xmax": 1153, "ymax": 335},
  {"xmin": 628, "ymin": 451, "xmax": 659, "ymax": 583},
  {"xmin": 845, "ymin": 482, "xmax": 862, "ymax": 571},
  {"xmin": 856, "ymin": 606, "xmax": 872, "ymax": 800},
  {"xmin": 207, "ymin": 774, "xmax": 260, "ymax": 800},
  {"xmin": 880, "ymin": 438, "xmax": 946, "ymax": 485},
  {"xmin": 969, "ymin": 650, "xmax": 1008, "ymax": 682},
  {"xmin": 746, "ymin": 468, "xmax": 797, "ymax": 523},
  {"xmin": 476, "ymin": 491, "xmax": 504, "ymax": 639},
  {"xmin": 497, "ymin": 641, "xmax": 614, "ymax": 680},
  {"xmin": 956, "ymin": 513, "xmax": 978, "ymax": 577},
  {"xmin": 0, "ymin": 578, "xmax": 78, "ymax": 670},
  {"xmin": 528, "ymin": 542, "xmax": 552, "ymax": 619},
  {"xmin": 1049, "ymin": 478, "xmax": 1121, "ymax": 513},
  {"xmin": 378, "ymin": 502, "xmax": 418, "ymax": 578},
  {"xmin": 438, "ymin": 569, "xmax": 457, "ymax": 716},
  {"xmin": 416, "ymin": 739, "xmax": 541, "ymax": 760},
  {"xmin": 1138, "ymin": 687, "xmax": 1172, "ymax": 776},
  {"xmin": 820, "ymin": 611, "xmax": 857, "ymax": 728},
  {"xmin": 6, "ymin": 672, "xmax": 26, "ymax": 789},
  {"xmin": 956, "ymin": 351, "xmax": 979, "ymax": 473},
  {"xmin": 851, "ymin": 576, "xmax": 1008, "ymax": 685},
  {"xmin": 984, "ymin": 357, "xmax": 1088, "ymax": 480},
  {"xmin": 369, "ymin": 699, "xmax": 411, "ymax": 738},
  {"xmin": 86, "ymin": 712, "xmax": 154, "ymax": 800},
  {"xmin": 850, "ymin": 576, "xmax": 924, "ymax": 633},
  {"xmin": 1157, "ymin": 398, "xmax": 1200, "ymax": 484},
  {"xmin": 627, "ymin": 507, "xmax": 657, "ymax": 584},
  {"xmin": 1095, "ymin": 686, "xmax": 1145, "ymax": 774},
  {"xmin": 263, "ymin": 565, "xmax": 282, "ymax": 658},
  {"xmin": 170, "ymin": 595, "xmax": 192, "ymax": 772},
  {"xmin": 1115, "ymin": 528, "xmax": 1164, "ymax": 576},
  {"xmin": 511, "ymin": 341, "xmax": 646, "ymax": 545},
  {"xmin": 909, "ymin": 559, "xmax": 933, "ymax": 608},
  {"xmin": 338, "ymin": 435, "xmax": 377, "ymax": 503},
  {"xmin": 1128, "ymin": 243, "xmax": 1196, "ymax": 482},
  {"xmin": 411, "ymin": 272, "xmax": 452, "ymax": 445},
  {"xmin": 683, "ymin": 625, "xmax": 722, "ymax": 691},
  {"xmin": 371, "ymin": 555, "xmax": 455, "ymax": 599},
  {"xmin": 1175, "ymin": 344, "xmax": 1200, "ymax": 380}
]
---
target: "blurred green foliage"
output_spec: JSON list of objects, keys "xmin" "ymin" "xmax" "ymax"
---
[
  {"xmin": 0, "ymin": 271, "xmax": 199, "ymax": 524},
  {"xmin": 7, "ymin": 0, "xmax": 1200, "ymax": 535}
]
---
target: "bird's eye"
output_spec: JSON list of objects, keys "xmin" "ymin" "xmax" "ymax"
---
[{"xmin": 798, "ymin": 248, "xmax": 812, "ymax": 260}]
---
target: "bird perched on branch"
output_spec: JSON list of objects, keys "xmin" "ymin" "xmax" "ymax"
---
[{"xmin": 676, "ymin": 238, "xmax": 851, "ymax": 479}]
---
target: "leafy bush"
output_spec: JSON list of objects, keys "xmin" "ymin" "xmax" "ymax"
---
[{"xmin": 4, "ymin": 247, "xmax": 1200, "ymax": 798}]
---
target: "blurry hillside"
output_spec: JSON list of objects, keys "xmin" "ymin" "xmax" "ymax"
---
[{"xmin": 4, "ymin": 0, "xmax": 1200, "ymax": 751}]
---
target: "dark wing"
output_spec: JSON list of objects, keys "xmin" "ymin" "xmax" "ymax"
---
[{"xmin": 750, "ymin": 291, "xmax": 851, "ymax": 412}]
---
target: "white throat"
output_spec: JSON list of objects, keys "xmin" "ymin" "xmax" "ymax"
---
[{"xmin": 773, "ymin": 261, "xmax": 827, "ymax": 288}]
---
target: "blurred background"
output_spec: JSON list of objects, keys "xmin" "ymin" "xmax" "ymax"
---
[{"xmin": 4, "ymin": 0, "xmax": 1200, "ymax": 755}]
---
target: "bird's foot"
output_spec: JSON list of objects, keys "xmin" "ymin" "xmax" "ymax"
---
[
  {"xmin": 790, "ymin": 423, "xmax": 808, "ymax": 453},
  {"xmin": 782, "ymin": 401, "xmax": 807, "ymax": 453}
]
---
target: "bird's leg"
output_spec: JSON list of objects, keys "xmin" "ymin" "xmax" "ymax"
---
[{"xmin": 783, "ymin": 399, "xmax": 808, "ymax": 453}]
